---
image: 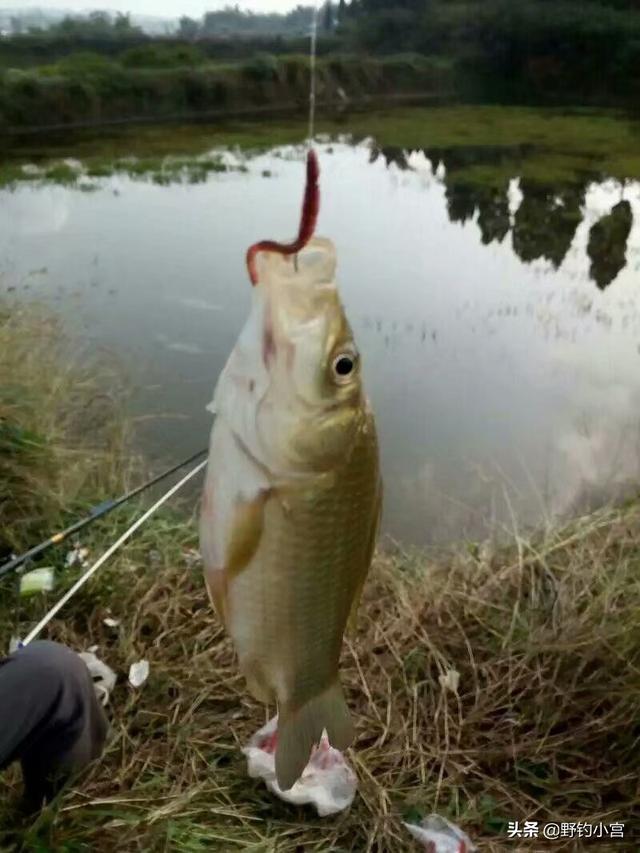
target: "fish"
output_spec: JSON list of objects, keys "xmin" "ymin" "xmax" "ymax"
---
[{"xmin": 199, "ymin": 149, "xmax": 381, "ymax": 791}]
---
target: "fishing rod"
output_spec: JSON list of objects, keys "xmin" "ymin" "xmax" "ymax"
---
[
  {"xmin": 20, "ymin": 457, "xmax": 208, "ymax": 647},
  {"xmin": 0, "ymin": 447, "xmax": 208, "ymax": 581}
]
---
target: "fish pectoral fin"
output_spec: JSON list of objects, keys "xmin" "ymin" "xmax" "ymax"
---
[
  {"xmin": 275, "ymin": 681, "xmax": 354, "ymax": 791},
  {"xmin": 226, "ymin": 489, "xmax": 271, "ymax": 578},
  {"xmin": 202, "ymin": 489, "xmax": 270, "ymax": 628}
]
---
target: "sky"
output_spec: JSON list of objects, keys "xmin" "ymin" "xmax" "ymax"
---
[{"xmin": 8, "ymin": 0, "xmax": 300, "ymax": 17}]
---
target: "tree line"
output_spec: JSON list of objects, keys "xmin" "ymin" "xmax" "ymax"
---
[{"xmin": 4, "ymin": 0, "xmax": 640, "ymax": 102}]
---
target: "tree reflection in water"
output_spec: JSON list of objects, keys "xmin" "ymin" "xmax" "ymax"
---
[
  {"xmin": 374, "ymin": 143, "xmax": 635, "ymax": 290},
  {"xmin": 512, "ymin": 181, "xmax": 586, "ymax": 268},
  {"xmin": 588, "ymin": 200, "xmax": 633, "ymax": 290}
]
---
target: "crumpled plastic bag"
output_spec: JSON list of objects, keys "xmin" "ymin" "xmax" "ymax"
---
[
  {"xmin": 78, "ymin": 650, "xmax": 117, "ymax": 707},
  {"xmin": 404, "ymin": 814, "xmax": 477, "ymax": 853},
  {"xmin": 128, "ymin": 659, "xmax": 150, "ymax": 688},
  {"xmin": 19, "ymin": 567, "xmax": 55, "ymax": 596},
  {"xmin": 242, "ymin": 715, "xmax": 357, "ymax": 816},
  {"xmin": 65, "ymin": 547, "xmax": 90, "ymax": 568}
]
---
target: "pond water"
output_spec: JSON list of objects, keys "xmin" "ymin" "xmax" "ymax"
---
[{"xmin": 3, "ymin": 107, "xmax": 640, "ymax": 547}]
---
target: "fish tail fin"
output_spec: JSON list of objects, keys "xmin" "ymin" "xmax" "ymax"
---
[{"xmin": 275, "ymin": 680, "xmax": 354, "ymax": 791}]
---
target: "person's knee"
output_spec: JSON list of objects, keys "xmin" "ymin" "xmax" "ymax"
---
[
  {"xmin": 21, "ymin": 640, "xmax": 91, "ymax": 681},
  {"xmin": 23, "ymin": 640, "xmax": 109, "ymax": 759},
  {"xmin": 3, "ymin": 641, "xmax": 109, "ymax": 807}
]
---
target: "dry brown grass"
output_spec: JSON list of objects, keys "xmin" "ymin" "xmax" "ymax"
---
[
  {"xmin": 0, "ymin": 300, "xmax": 132, "ymax": 554},
  {"xmin": 1, "ymin": 500, "xmax": 639, "ymax": 852}
]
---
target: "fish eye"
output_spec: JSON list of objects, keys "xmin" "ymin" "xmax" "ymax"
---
[{"xmin": 331, "ymin": 350, "xmax": 358, "ymax": 383}]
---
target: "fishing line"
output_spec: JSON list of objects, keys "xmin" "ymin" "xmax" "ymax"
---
[
  {"xmin": 19, "ymin": 458, "xmax": 207, "ymax": 647},
  {"xmin": 0, "ymin": 447, "xmax": 208, "ymax": 580},
  {"xmin": 308, "ymin": 2, "xmax": 320, "ymax": 145}
]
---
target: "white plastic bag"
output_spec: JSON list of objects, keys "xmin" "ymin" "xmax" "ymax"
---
[
  {"xmin": 128, "ymin": 659, "xmax": 150, "ymax": 688},
  {"xmin": 78, "ymin": 650, "xmax": 117, "ymax": 707},
  {"xmin": 404, "ymin": 814, "xmax": 477, "ymax": 853},
  {"xmin": 242, "ymin": 715, "xmax": 357, "ymax": 817},
  {"xmin": 65, "ymin": 547, "xmax": 90, "ymax": 568},
  {"xmin": 19, "ymin": 567, "xmax": 55, "ymax": 596}
]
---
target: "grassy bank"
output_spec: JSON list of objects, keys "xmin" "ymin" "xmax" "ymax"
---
[
  {"xmin": 3, "ymin": 105, "xmax": 640, "ymax": 192},
  {"xmin": 0, "ymin": 301, "xmax": 132, "ymax": 556},
  {"xmin": 0, "ymin": 53, "xmax": 452, "ymax": 131},
  {"xmin": 1, "ymin": 302, "xmax": 639, "ymax": 850}
]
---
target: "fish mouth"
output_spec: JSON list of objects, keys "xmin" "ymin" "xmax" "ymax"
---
[{"xmin": 257, "ymin": 238, "xmax": 343, "ymax": 403}]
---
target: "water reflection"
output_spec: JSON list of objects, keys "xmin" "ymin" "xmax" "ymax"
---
[
  {"xmin": 587, "ymin": 200, "xmax": 633, "ymax": 290},
  {"xmin": 369, "ymin": 145, "xmax": 410, "ymax": 171},
  {"xmin": 2, "ymin": 136, "xmax": 640, "ymax": 546},
  {"xmin": 476, "ymin": 186, "xmax": 511, "ymax": 246},
  {"xmin": 512, "ymin": 182, "xmax": 586, "ymax": 268},
  {"xmin": 392, "ymin": 144, "xmax": 635, "ymax": 290}
]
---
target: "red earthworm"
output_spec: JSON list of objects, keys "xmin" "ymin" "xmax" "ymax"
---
[{"xmin": 246, "ymin": 148, "xmax": 320, "ymax": 286}]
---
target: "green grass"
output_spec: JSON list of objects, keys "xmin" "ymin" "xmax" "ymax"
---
[
  {"xmin": 352, "ymin": 104, "xmax": 640, "ymax": 185},
  {"xmin": 3, "ymin": 104, "xmax": 640, "ymax": 192},
  {"xmin": 0, "ymin": 152, "xmax": 242, "ymax": 190},
  {"xmin": 1, "ymin": 300, "xmax": 639, "ymax": 850},
  {"xmin": 42, "ymin": 163, "xmax": 79, "ymax": 185}
]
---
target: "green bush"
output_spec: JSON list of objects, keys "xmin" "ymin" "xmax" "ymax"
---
[
  {"xmin": 280, "ymin": 54, "xmax": 309, "ymax": 87},
  {"xmin": 120, "ymin": 43, "xmax": 205, "ymax": 69},
  {"xmin": 55, "ymin": 51, "xmax": 116, "ymax": 76},
  {"xmin": 241, "ymin": 52, "xmax": 280, "ymax": 82}
]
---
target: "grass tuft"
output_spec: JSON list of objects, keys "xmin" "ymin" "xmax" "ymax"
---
[{"xmin": 0, "ymin": 301, "xmax": 132, "ymax": 556}]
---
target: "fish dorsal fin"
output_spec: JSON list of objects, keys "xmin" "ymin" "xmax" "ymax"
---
[{"xmin": 347, "ymin": 477, "xmax": 382, "ymax": 634}]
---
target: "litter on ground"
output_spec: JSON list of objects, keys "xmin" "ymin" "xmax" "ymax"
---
[{"xmin": 242, "ymin": 716, "xmax": 357, "ymax": 817}]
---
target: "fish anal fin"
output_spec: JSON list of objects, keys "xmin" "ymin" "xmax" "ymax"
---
[
  {"xmin": 275, "ymin": 680, "xmax": 354, "ymax": 791},
  {"xmin": 240, "ymin": 658, "xmax": 276, "ymax": 704},
  {"xmin": 347, "ymin": 580, "xmax": 365, "ymax": 635}
]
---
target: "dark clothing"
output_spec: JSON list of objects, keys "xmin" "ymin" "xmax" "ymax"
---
[{"xmin": 0, "ymin": 640, "xmax": 108, "ymax": 808}]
